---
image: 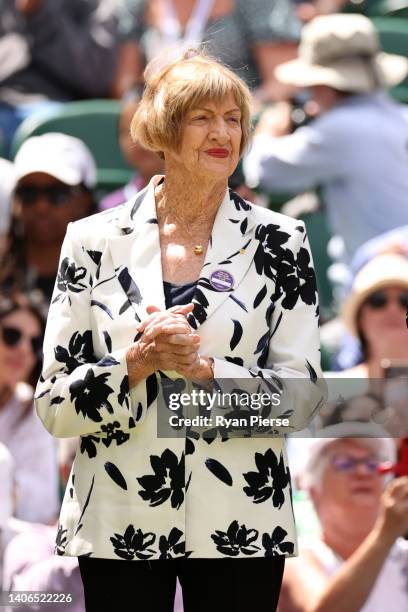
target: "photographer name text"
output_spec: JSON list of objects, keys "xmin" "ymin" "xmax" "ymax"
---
[{"xmin": 168, "ymin": 415, "xmax": 290, "ymax": 428}]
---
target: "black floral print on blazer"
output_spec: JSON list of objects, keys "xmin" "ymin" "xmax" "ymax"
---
[{"xmin": 35, "ymin": 177, "xmax": 325, "ymax": 560}]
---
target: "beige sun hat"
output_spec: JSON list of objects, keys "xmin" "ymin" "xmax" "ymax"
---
[
  {"xmin": 275, "ymin": 14, "xmax": 408, "ymax": 93},
  {"xmin": 342, "ymin": 253, "xmax": 408, "ymax": 336}
]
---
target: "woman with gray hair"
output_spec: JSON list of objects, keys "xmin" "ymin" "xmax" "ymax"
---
[
  {"xmin": 280, "ymin": 425, "xmax": 408, "ymax": 612},
  {"xmin": 35, "ymin": 50, "xmax": 324, "ymax": 611}
]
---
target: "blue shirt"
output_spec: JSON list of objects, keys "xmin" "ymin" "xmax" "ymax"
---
[{"xmin": 244, "ymin": 93, "xmax": 408, "ymax": 261}]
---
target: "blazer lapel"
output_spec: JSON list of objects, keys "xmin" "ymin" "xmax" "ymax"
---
[
  {"xmin": 108, "ymin": 180, "xmax": 165, "ymax": 323},
  {"xmin": 189, "ymin": 189, "xmax": 258, "ymax": 330},
  {"xmin": 108, "ymin": 182, "xmax": 259, "ymax": 328}
]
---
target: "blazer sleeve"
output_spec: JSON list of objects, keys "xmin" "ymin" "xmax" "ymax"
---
[
  {"xmin": 211, "ymin": 221, "xmax": 327, "ymax": 433},
  {"xmin": 35, "ymin": 223, "xmax": 147, "ymax": 438}
]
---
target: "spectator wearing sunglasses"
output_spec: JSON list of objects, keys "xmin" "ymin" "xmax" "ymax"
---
[
  {"xmin": 0, "ymin": 133, "xmax": 97, "ymax": 307},
  {"xmin": 0, "ymin": 293, "xmax": 59, "ymax": 525},
  {"xmin": 279, "ymin": 424, "xmax": 408, "ymax": 612},
  {"xmin": 332, "ymin": 231, "xmax": 408, "ymax": 372},
  {"xmin": 339, "ymin": 253, "xmax": 408, "ymax": 379}
]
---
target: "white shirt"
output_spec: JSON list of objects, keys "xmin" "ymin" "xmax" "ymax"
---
[
  {"xmin": 0, "ymin": 383, "xmax": 59, "ymax": 524},
  {"xmin": 302, "ymin": 535, "xmax": 408, "ymax": 612}
]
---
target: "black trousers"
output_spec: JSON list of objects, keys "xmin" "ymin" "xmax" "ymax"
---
[{"xmin": 78, "ymin": 555, "xmax": 285, "ymax": 612}]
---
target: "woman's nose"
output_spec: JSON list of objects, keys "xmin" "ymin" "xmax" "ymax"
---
[
  {"xmin": 209, "ymin": 117, "xmax": 229, "ymax": 142},
  {"xmin": 24, "ymin": 195, "xmax": 55, "ymax": 214},
  {"xmin": 18, "ymin": 337, "xmax": 34, "ymax": 357},
  {"xmin": 354, "ymin": 462, "xmax": 375, "ymax": 477},
  {"xmin": 382, "ymin": 299, "xmax": 406, "ymax": 321}
]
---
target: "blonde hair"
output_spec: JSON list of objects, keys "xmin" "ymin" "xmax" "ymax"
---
[{"xmin": 130, "ymin": 49, "xmax": 252, "ymax": 158}]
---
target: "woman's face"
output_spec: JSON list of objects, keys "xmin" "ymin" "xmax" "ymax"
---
[
  {"xmin": 16, "ymin": 173, "xmax": 93, "ymax": 247},
  {"xmin": 313, "ymin": 439, "xmax": 384, "ymax": 528},
  {"xmin": 358, "ymin": 285, "xmax": 408, "ymax": 352},
  {"xmin": 0, "ymin": 309, "xmax": 42, "ymax": 388},
  {"xmin": 168, "ymin": 92, "xmax": 242, "ymax": 181}
]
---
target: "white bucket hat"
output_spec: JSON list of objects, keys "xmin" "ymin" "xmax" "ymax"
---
[
  {"xmin": 275, "ymin": 14, "xmax": 408, "ymax": 93},
  {"xmin": 342, "ymin": 253, "xmax": 408, "ymax": 336},
  {"xmin": 14, "ymin": 133, "xmax": 97, "ymax": 188}
]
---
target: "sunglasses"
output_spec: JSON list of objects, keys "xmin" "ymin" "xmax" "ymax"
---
[
  {"xmin": 15, "ymin": 184, "xmax": 84, "ymax": 207},
  {"xmin": 365, "ymin": 290, "xmax": 408, "ymax": 310},
  {"xmin": 331, "ymin": 454, "xmax": 380, "ymax": 474},
  {"xmin": 1, "ymin": 325, "xmax": 43, "ymax": 355}
]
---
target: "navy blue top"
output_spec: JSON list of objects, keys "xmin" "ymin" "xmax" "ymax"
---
[{"xmin": 163, "ymin": 281, "xmax": 196, "ymax": 309}]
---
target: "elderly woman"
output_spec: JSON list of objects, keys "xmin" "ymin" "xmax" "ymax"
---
[
  {"xmin": 280, "ymin": 426, "xmax": 408, "ymax": 612},
  {"xmin": 35, "ymin": 51, "xmax": 324, "ymax": 612}
]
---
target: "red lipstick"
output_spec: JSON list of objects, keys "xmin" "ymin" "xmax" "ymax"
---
[{"xmin": 205, "ymin": 148, "xmax": 229, "ymax": 158}]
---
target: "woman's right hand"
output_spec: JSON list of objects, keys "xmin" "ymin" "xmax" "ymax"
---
[{"xmin": 126, "ymin": 303, "xmax": 200, "ymax": 386}]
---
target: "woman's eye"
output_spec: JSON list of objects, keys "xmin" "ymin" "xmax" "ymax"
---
[
  {"xmin": 193, "ymin": 115, "xmax": 207, "ymax": 121},
  {"xmin": 227, "ymin": 117, "xmax": 240, "ymax": 124}
]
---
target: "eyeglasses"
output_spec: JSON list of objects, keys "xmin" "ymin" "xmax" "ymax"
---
[
  {"xmin": 14, "ymin": 184, "xmax": 84, "ymax": 207},
  {"xmin": 331, "ymin": 454, "xmax": 380, "ymax": 474},
  {"xmin": 365, "ymin": 290, "xmax": 408, "ymax": 310},
  {"xmin": 1, "ymin": 325, "xmax": 43, "ymax": 355}
]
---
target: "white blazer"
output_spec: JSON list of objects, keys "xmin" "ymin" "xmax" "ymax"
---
[{"xmin": 35, "ymin": 178, "xmax": 325, "ymax": 561}]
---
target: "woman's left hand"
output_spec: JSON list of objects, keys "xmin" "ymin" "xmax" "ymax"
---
[
  {"xmin": 140, "ymin": 305, "xmax": 214, "ymax": 382},
  {"xmin": 175, "ymin": 354, "xmax": 213, "ymax": 383}
]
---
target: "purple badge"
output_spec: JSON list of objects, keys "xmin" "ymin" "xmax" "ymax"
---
[{"xmin": 210, "ymin": 270, "xmax": 234, "ymax": 291}]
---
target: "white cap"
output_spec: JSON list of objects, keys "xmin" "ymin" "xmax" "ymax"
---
[
  {"xmin": 14, "ymin": 133, "xmax": 97, "ymax": 188},
  {"xmin": 0, "ymin": 158, "xmax": 16, "ymax": 235}
]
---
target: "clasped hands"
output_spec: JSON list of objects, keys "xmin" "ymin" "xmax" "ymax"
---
[{"xmin": 126, "ymin": 303, "xmax": 213, "ymax": 387}]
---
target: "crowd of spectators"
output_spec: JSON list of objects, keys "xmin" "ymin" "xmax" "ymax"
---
[{"xmin": 0, "ymin": 1, "xmax": 408, "ymax": 611}]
